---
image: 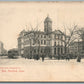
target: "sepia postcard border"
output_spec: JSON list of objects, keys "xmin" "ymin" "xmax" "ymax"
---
[{"xmin": 0, "ymin": 0, "xmax": 84, "ymax": 83}]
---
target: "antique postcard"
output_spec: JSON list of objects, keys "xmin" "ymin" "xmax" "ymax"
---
[{"xmin": 0, "ymin": 1, "xmax": 84, "ymax": 82}]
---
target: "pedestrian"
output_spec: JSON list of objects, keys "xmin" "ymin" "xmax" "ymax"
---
[
  {"xmin": 36, "ymin": 55, "xmax": 39, "ymax": 60},
  {"xmin": 77, "ymin": 55, "xmax": 81, "ymax": 62},
  {"xmin": 65, "ymin": 54, "xmax": 69, "ymax": 61},
  {"xmin": 42, "ymin": 55, "xmax": 44, "ymax": 62},
  {"xmin": 67, "ymin": 54, "xmax": 70, "ymax": 61}
]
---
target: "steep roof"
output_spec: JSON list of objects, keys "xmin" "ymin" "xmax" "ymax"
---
[
  {"xmin": 44, "ymin": 16, "xmax": 52, "ymax": 23},
  {"xmin": 70, "ymin": 41, "xmax": 82, "ymax": 46},
  {"xmin": 52, "ymin": 30, "xmax": 65, "ymax": 35},
  {"xmin": 24, "ymin": 30, "xmax": 46, "ymax": 36}
]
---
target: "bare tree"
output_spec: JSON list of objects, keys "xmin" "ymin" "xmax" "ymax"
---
[
  {"xmin": 28, "ymin": 21, "xmax": 42, "ymax": 59},
  {"xmin": 76, "ymin": 27, "xmax": 84, "ymax": 52},
  {"xmin": 63, "ymin": 24, "xmax": 78, "ymax": 54}
]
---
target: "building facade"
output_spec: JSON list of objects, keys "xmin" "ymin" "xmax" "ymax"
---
[
  {"xmin": 69, "ymin": 41, "xmax": 83, "ymax": 55},
  {"xmin": 18, "ymin": 16, "xmax": 67, "ymax": 58}
]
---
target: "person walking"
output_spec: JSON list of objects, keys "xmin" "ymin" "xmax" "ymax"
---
[
  {"xmin": 77, "ymin": 55, "xmax": 81, "ymax": 62},
  {"xmin": 42, "ymin": 55, "xmax": 44, "ymax": 62},
  {"xmin": 67, "ymin": 54, "xmax": 70, "ymax": 61}
]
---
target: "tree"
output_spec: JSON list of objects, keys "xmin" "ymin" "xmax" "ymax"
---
[
  {"xmin": 76, "ymin": 27, "xmax": 84, "ymax": 52},
  {"xmin": 63, "ymin": 24, "xmax": 78, "ymax": 54},
  {"xmin": 33, "ymin": 31, "xmax": 40, "ymax": 59},
  {"xmin": 28, "ymin": 21, "xmax": 42, "ymax": 59},
  {"xmin": 44, "ymin": 34, "xmax": 52, "ymax": 58}
]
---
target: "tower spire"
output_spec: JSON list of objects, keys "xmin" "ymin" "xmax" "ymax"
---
[{"xmin": 44, "ymin": 15, "xmax": 52, "ymax": 34}]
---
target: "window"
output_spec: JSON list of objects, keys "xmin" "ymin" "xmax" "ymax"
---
[
  {"xmin": 63, "ymin": 42, "xmax": 65, "ymax": 46},
  {"xmin": 41, "ymin": 35, "xmax": 43, "ymax": 38},
  {"xmin": 59, "ymin": 41, "xmax": 61, "ymax": 45},
  {"xmin": 38, "ymin": 40, "xmax": 40, "ymax": 44},
  {"xmin": 33, "ymin": 40, "xmax": 35, "ymax": 45},
  {"xmin": 61, "ymin": 36, "xmax": 63, "ymax": 39},
  {"xmin": 58, "ymin": 35, "xmax": 59, "ymax": 39},
  {"xmin": 54, "ymin": 42, "xmax": 56, "ymax": 46},
  {"xmin": 34, "ymin": 49, "xmax": 36, "ymax": 53},
  {"xmin": 63, "ymin": 36, "xmax": 65, "ymax": 40},
  {"xmin": 49, "ymin": 35, "xmax": 51, "ymax": 38},
  {"xmin": 44, "ymin": 35, "xmax": 46, "ymax": 38},
  {"xmin": 58, "ymin": 41, "xmax": 59, "ymax": 46},
  {"xmin": 21, "ymin": 50, "xmax": 23, "ymax": 54},
  {"xmin": 41, "ymin": 50, "xmax": 42, "ymax": 53},
  {"xmin": 21, "ymin": 45, "xmax": 24, "ymax": 48},
  {"xmin": 61, "ymin": 42, "xmax": 63, "ymax": 46},
  {"xmin": 54, "ymin": 34, "xmax": 56, "ymax": 39},
  {"xmin": 59, "ymin": 36, "xmax": 61, "ymax": 39},
  {"xmin": 44, "ymin": 40, "xmax": 46, "ymax": 45},
  {"xmin": 61, "ymin": 48, "xmax": 63, "ymax": 54},
  {"xmin": 41, "ymin": 40, "xmax": 43, "ymax": 44},
  {"xmin": 21, "ymin": 39, "xmax": 24, "ymax": 43},
  {"xmin": 30, "ymin": 51, "xmax": 32, "ymax": 53},
  {"xmin": 55, "ymin": 34, "xmax": 58, "ymax": 39},
  {"xmin": 58, "ymin": 48, "xmax": 60, "ymax": 55},
  {"xmin": 54, "ymin": 48, "xmax": 56, "ymax": 55},
  {"xmin": 38, "ymin": 35, "xmax": 39, "ymax": 38},
  {"xmin": 49, "ymin": 41, "xmax": 50, "ymax": 45}
]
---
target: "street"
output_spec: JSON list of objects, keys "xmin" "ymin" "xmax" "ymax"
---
[{"xmin": 0, "ymin": 56, "xmax": 84, "ymax": 82}]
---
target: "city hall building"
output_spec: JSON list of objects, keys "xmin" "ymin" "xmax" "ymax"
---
[{"xmin": 18, "ymin": 16, "xmax": 67, "ymax": 58}]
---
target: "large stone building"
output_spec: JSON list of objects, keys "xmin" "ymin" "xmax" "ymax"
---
[{"xmin": 18, "ymin": 16, "xmax": 67, "ymax": 58}]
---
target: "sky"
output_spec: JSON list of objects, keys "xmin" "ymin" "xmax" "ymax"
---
[{"xmin": 0, "ymin": 2, "xmax": 84, "ymax": 50}]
